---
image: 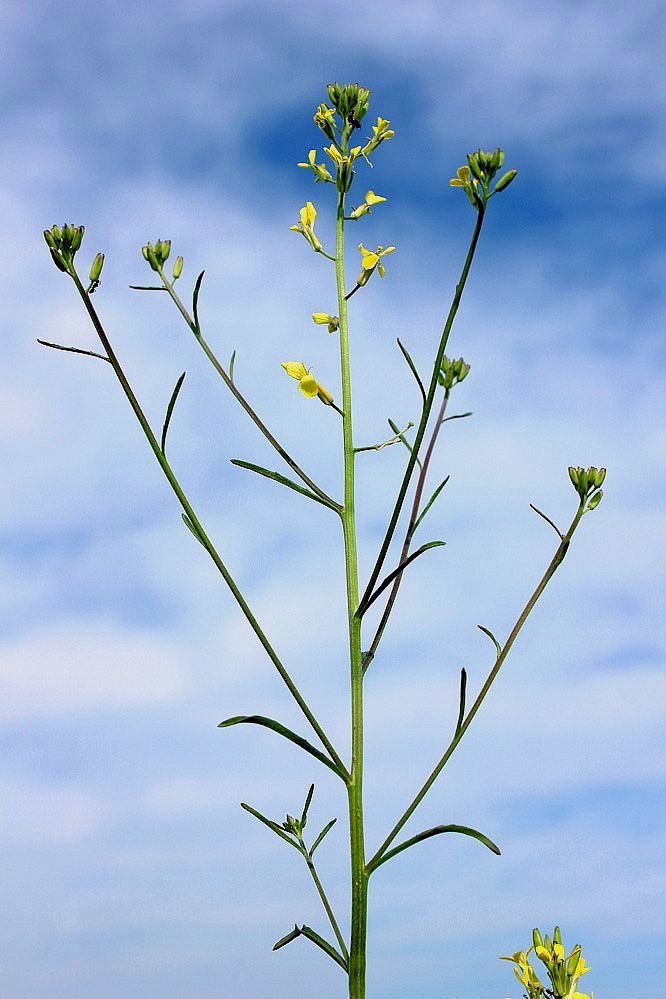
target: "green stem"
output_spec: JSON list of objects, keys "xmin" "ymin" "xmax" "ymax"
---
[
  {"xmin": 360, "ymin": 208, "xmax": 485, "ymax": 613},
  {"xmin": 363, "ymin": 389, "xmax": 450, "ymax": 671},
  {"xmin": 368, "ymin": 503, "xmax": 585, "ymax": 871},
  {"xmin": 69, "ymin": 270, "xmax": 346, "ymax": 777},
  {"xmin": 299, "ymin": 837, "xmax": 349, "ymax": 965},
  {"xmin": 335, "ymin": 186, "xmax": 367, "ymax": 998},
  {"xmin": 158, "ymin": 270, "xmax": 338, "ymax": 509}
]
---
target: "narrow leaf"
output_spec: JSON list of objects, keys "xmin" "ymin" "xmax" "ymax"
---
[
  {"xmin": 299, "ymin": 925, "xmax": 348, "ymax": 972},
  {"xmin": 370, "ymin": 823, "xmax": 501, "ymax": 872},
  {"xmin": 240, "ymin": 802, "xmax": 301, "ymax": 851},
  {"xmin": 530, "ymin": 503, "xmax": 563, "ymax": 538},
  {"xmin": 181, "ymin": 513, "xmax": 205, "ymax": 547},
  {"xmin": 161, "ymin": 371, "xmax": 186, "ymax": 454},
  {"xmin": 442, "ymin": 411, "xmax": 473, "ymax": 423},
  {"xmin": 455, "ymin": 667, "xmax": 467, "ymax": 735},
  {"xmin": 37, "ymin": 339, "xmax": 110, "ymax": 364},
  {"xmin": 129, "ymin": 284, "xmax": 168, "ymax": 291},
  {"xmin": 231, "ymin": 459, "xmax": 339, "ymax": 512},
  {"xmin": 219, "ymin": 715, "xmax": 347, "ymax": 780},
  {"xmin": 412, "ymin": 475, "xmax": 450, "ymax": 536},
  {"xmin": 229, "ymin": 349, "xmax": 237, "ymax": 383},
  {"xmin": 192, "ymin": 270, "xmax": 205, "ymax": 333},
  {"xmin": 396, "ymin": 338, "xmax": 426, "ymax": 405},
  {"xmin": 477, "ymin": 624, "xmax": 502, "ymax": 659},
  {"xmin": 310, "ymin": 817, "xmax": 337, "ymax": 855},
  {"xmin": 301, "ymin": 784, "xmax": 315, "ymax": 829},
  {"xmin": 358, "ymin": 541, "xmax": 446, "ymax": 616},
  {"xmin": 273, "ymin": 925, "xmax": 301, "ymax": 951}
]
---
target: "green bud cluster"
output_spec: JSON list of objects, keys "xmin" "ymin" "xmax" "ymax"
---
[
  {"xmin": 438, "ymin": 355, "xmax": 471, "ymax": 389},
  {"xmin": 326, "ymin": 82, "xmax": 370, "ymax": 128},
  {"xmin": 568, "ymin": 465, "xmax": 605, "ymax": 511},
  {"xmin": 43, "ymin": 223, "xmax": 85, "ymax": 273},
  {"xmin": 142, "ymin": 238, "xmax": 171, "ymax": 272},
  {"xmin": 467, "ymin": 148, "xmax": 518, "ymax": 201}
]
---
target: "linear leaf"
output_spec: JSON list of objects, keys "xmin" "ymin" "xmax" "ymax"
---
[
  {"xmin": 273, "ymin": 925, "xmax": 301, "ymax": 951},
  {"xmin": 442, "ymin": 411, "xmax": 472, "ymax": 423},
  {"xmin": 370, "ymin": 823, "xmax": 501, "ymax": 872},
  {"xmin": 129, "ymin": 284, "xmax": 167, "ymax": 292},
  {"xmin": 219, "ymin": 715, "xmax": 347, "ymax": 780},
  {"xmin": 478, "ymin": 624, "xmax": 502, "ymax": 659},
  {"xmin": 301, "ymin": 784, "xmax": 315, "ymax": 828},
  {"xmin": 455, "ymin": 667, "xmax": 467, "ymax": 735},
  {"xmin": 299, "ymin": 925, "xmax": 348, "ymax": 972},
  {"xmin": 240, "ymin": 802, "xmax": 300, "ymax": 851},
  {"xmin": 358, "ymin": 541, "xmax": 446, "ymax": 616},
  {"xmin": 229, "ymin": 349, "xmax": 237, "ymax": 382},
  {"xmin": 396, "ymin": 338, "xmax": 426, "ymax": 405},
  {"xmin": 37, "ymin": 339, "xmax": 110, "ymax": 363},
  {"xmin": 161, "ymin": 371, "xmax": 186, "ymax": 454},
  {"xmin": 192, "ymin": 270, "xmax": 205, "ymax": 333},
  {"xmin": 529, "ymin": 503, "xmax": 563, "ymax": 539},
  {"xmin": 310, "ymin": 817, "xmax": 337, "ymax": 855},
  {"xmin": 181, "ymin": 513, "xmax": 205, "ymax": 547},
  {"xmin": 231, "ymin": 459, "xmax": 339, "ymax": 512},
  {"xmin": 412, "ymin": 475, "xmax": 450, "ymax": 536}
]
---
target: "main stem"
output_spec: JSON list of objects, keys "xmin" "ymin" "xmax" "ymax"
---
[{"xmin": 335, "ymin": 187, "xmax": 367, "ymax": 998}]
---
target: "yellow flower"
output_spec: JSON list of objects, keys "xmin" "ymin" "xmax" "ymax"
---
[
  {"xmin": 289, "ymin": 202, "xmax": 323, "ymax": 253},
  {"xmin": 449, "ymin": 165, "xmax": 473, "ymax": 187},
  {"xmin": 362, "ymin": 116, "xmax": 395, "ymax": 156},
  {"xmin": 297, "ymin": 149, "xmax": 333, "ymax": 184},
  {"xmin": 312, "ymin": 313, "xmax": 340, "ymax": 333},
  {"xmin": 281, "ymin": 361, "xmax": 334, "ymax": 405},
  {"xmin": 357, "ymin": 242, "xmax": 396, "ymax": 284},
  {"xmin": 574, "ymin": 956, "xmax": 591, "ymax": 978},
  {"xmin": 350, "ymin": 190, "xmax": 388, "ymax": 219}
]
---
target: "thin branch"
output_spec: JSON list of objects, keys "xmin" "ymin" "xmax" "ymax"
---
[
  {"xmin": 367, "ymin": 502, "xmax": 585, "ymax": 870},
  {"xmin": 354, "ymin": 421, "xmax": 414, "ymax": 454},
  {"xmin": 155, "ymin": 269, "xmax": 338, "ymax": 509}
]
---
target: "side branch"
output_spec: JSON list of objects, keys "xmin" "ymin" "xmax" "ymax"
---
[
  {"xmin": 69, "ymin": 271, "xmax": 345, "ymax": 775},
  {"xmin": 367, "ymin": 502, "xmax": 585, "ymax": 869},
  {"xmin": 155, "ymin": 270, "xmax": 338, "ymax": 509},
  {"xmin": 359, "ymin": 209, "xmax": 485, "ymax": 613}
]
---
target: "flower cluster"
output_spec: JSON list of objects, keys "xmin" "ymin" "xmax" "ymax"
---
[
  {"xmin": 568, "ymin": 465, "xmax": 605, "ymax": 510},
  {"xmin": 142, "ymin": 239, "xmax": 172, "ymax": 273},
  {"xmin": 438, "ymin": 355, "xmax": 471, "ymax": 389},
  {"xmin": 450, "ymin": 148, "xmax": 517, "ymax": 208},
  {"xmin": 43, "ymin": 223, "xmax": 85, "ymax": 273},
  {"xmin": 501, "ymin": 927, "xmax": 593, "ymax": 999}
]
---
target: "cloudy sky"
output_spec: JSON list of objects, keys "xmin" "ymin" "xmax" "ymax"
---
[{"xmin": 2, "ymin": 0, "xmax": 665, "ymax": 996}]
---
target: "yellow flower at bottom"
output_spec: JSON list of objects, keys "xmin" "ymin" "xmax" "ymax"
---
[{"xmin": 281, "ymin": 361, "xmax": 334, "ymax": 406}]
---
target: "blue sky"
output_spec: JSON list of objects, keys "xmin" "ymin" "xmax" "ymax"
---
[{"xmin": 2, "ymin": 0, "xmax": 665, "ymax": 996}]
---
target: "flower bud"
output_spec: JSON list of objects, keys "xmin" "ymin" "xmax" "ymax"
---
[
  {"xmin": 494, "ymin": 169, "xmax": 518, "ymax": 192},
  {"xmin": 586, "ymin": 489, "xmax": 603, "ymax": 510},
  {"xmin": 43, "ymin": 229, "xmax": 57, "ymax": 250},
  {"xmin": 172, "ymin": 255, "xmax": 184, "ymax": 280},
  {"xmin": 89, "ymin": 252, "xmax": 105, "ymax": 283}
]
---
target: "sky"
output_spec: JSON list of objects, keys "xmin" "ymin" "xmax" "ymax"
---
[{"xmin": 1, "ymin": 0, "xmax": 665, "ymax": 996}]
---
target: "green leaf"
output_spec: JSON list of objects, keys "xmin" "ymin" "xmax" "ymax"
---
[
  {"xmin": 231, "ymin": 459, "xmax": 340, "ymax": 512},
  {"xmin": 299, "ymin": 925, "xmax": 348, "ymax": 972},
  {"xmin": 181, "ymin": 513, "xmax": 205, "ymax": 547},
  {"xmin": 529, "ymin": 503, "xmax": 563, "ymax": 539},
  {"xmin": 441, "ymin": 411, "xmax": 473, "ymax": 423},
  {"xmin": 478, "ymin": 624, "xmax": 502, "ymax": 659},
  {"xmin": 37, "ymin": 339, "xmax": 111, "ymax": 364},
  {"xmin": 240, "ymin": 802, "xmax": 301, "ymax": 851},
  {"xmin": 455, "ymin": 667, "xmax": 467, "ymax": 735},
  {"xmin": 358, "ymin": 541, "xmax": 446, "ymax": 616},
  {"xmin": 369, "ymin": 823, "xmax": 501, "ymax": 872},
  {"xmin": 273, "ymin": 925, "xmax": 301, "ymax": 951},
  {"xmin": 396, "ymin": 338, "xmax": 426, "ymax": 405},
  {"xmin": 229, "ymin": 349, "xmax": 237, "ymax": 383},
  {"xmin": 219, "ymin": 715, "xmax": 347, "ymax": 780},
  {"xmin": 129, "ymin": 284, "xmax": 167, "ymax": 291},
  {"xmin": 301, "ymin": 783, "xmax": 315, "ymax": 828},
  {"xmin": 161, "ymin": 371, "xmax": 186, "ymax": 454},
  {"xmin": 192, "ymin": 269, "xmax": 205, "ymax": 334},
  {"xmin": 310, "ymin": 817, "xmax": 337, "ymax": 855},
  {"xmin": 412, "ymin": 475, "xmax": 450, "ymax": 536}
]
